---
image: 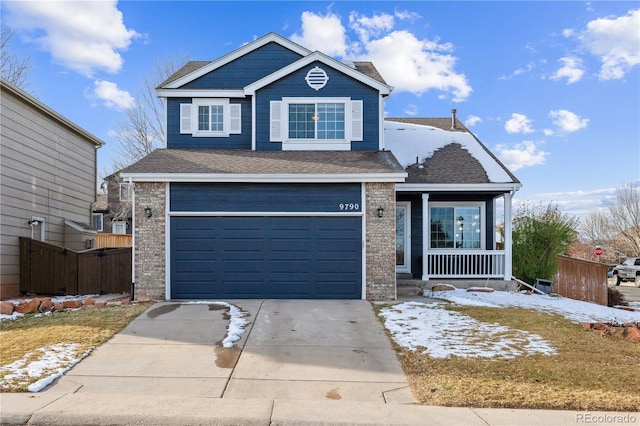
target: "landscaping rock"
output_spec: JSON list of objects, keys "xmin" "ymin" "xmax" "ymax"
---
[
  {"xmin": 583, "ymin": 322, "xmax": 639, "ymax": 342},
  {"xmin": 53, "ymin": 302, "xmax": 64, "ymax": 311},
  {"xmin": 38, "ymin": 299, "xmax": 54, "ymax": 313},
  {"xmin": 62, "ymin": 299, "xmax": 83, "ymax": 309},
  {"xmin": 15, "ymin": 298, "xmax": 39, "ymax": 314},
  {"xmin": 431, "ymin": 284, "xmax": 456, "ymax": 292},
  {"xmin": 0, "ymin": 301, "xmax": 14, "ymax": 315},
  {"xmin": 83, "ymin": 297, "xmax": 96, "ymax": 307}
]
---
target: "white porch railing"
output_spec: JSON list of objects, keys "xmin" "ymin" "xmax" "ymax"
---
[{"xmin": 426, "ymin": 250, "xmax": 506, "ymax": 279}]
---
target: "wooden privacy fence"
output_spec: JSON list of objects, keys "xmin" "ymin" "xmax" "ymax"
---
[
  {"xmin": 554, "ymin": 255, "xmax": 608, "ymax": 305},
  {"xmin": 20, "ymin": 237, "xmax": 131, "ymax": 295},
  {"xmin": 96, "ymin": 233, "xmax": 132, "ymax": 248}
]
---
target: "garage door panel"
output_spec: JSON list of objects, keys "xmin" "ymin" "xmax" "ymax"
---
[{"xmin": 171, "ymin": 216, "xmax": 361, "ymax": 299}]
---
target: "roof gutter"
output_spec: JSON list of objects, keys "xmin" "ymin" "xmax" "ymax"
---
[
  {"xmin": 396, "ymin": 182, "xmax": 522, "ymax": 192},
  {"xmin": 120, "ymin": 172, "xmax": 408, "ymax": 184}
]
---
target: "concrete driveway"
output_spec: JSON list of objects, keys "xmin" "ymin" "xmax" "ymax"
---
[
  {"xmin": 51, "ymin": 299, "xmax": 414, "ymax": 403},
  {"xmin": 4, "ymin": 299, "xmax": 632, "ymax": 425}
]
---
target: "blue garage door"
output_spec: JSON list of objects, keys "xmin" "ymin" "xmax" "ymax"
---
[{"xmin": 170, "ymin": 216, "xmax": 362, "ymax": 299}]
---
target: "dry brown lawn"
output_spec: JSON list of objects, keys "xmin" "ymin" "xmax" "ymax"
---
[
  {"xmin": 380, "ymin": 305, "xmax": 640, "ymax": 412},
  {"xmin": 0, "ymin": 303, "xmax": 151, "ymax": 392}
]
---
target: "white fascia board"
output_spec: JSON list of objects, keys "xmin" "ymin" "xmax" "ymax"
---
[
  {"xmin": 120, "ymin": 172, "xmax": 407, "ymax": 183},
  {"xmin": 244, "ymin": 51, "xmax": 392, "ymax": 96},
  {"xmin": 163, "ymin": 33, "xmax": 310, "ymax": 89},
  {"xmin": 156, "ymin": 89, "xmax": 246, "ymax": 98},
  {"xmin": 396, "ymin": 183, "xmax": 522, "ymax": 192}
]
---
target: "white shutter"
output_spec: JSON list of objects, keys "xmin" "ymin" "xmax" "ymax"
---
[
  {"xmin": 270, "ymin": 101, "xmax": 282, "ymax": 141},
  {"xmin": 229, "ymin": 103, "xmax": 241, "ymax": 134},
  {"xmin": 351, "ymin": 100, "xmax": 363, "ymax": 141},
  {"xmin": 180, "ymin": 104, "xmax": 192, "ymax": 134}
]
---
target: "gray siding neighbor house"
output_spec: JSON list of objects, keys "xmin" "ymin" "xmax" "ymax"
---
[
  {"xmin": 0, "ymin": 78, "xmax": 104, "ymax": 299},
  {"xmin": 121, "ymin": 33, "xmax": 520, "ymax": 302}
]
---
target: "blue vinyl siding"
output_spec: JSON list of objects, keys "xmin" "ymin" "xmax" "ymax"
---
[
  {"xmin": 254, "ymin": 61, "xmax": 381, "ymax": 151},
  {"xmin": 171, "ymin": 183, "xmax": 362, "ymax": 212},
  {"xmin": 166, "ymin": 97, "xmax": 251, "ymax": 149},
  {"xmin": 181, "ymin": 43, "xmax": 303, "ymax": 89},
  {"xmin": 170, "ymin": 216, "xmax": 362, "ymax": 299}
]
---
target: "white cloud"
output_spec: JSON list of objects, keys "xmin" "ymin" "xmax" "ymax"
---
[
  {"xmin": 549, "ymin": 109, "xmax": 589, "ymax": 132},
  {"xmin": 499, "ymin": 62, "xmax": 536, "ymax": 80},
  {"xmin": 403, "ymin": 104, "xmax": 418, "ymax": 116},
  {"xmin": 349, "ymin": 11, "xmax": 395, "ymax": 43},
  {"xmin": 292, "ymin": 10, "xmax": 472, "ymax": 102},
  {"xmin": 550, "ymin": 56, "xmax": 585, "ymax": 84},
  {"xmin": 87, "ymin": 80, "xmax": 134, "ymax": 110},
  {"xmin": 543, "ymin": 129, "xmax": 555, "ymax": 136},
  {"xmin": 465, "ymin": 115, "xmax": 482, "ymax": 127},
  {"xmin": 357, "ymin": 30, "xmax": 472, "ymax": 101},
  {"xmin": 291, "ymin": 10, "xmax": 347, "ymax": 56},
  {"xmin": 578, "ymin": 9, "xmax": 640, "ymax": 80},
  {"xmin": 496, "ymin": 141, "xmax": 547, "ymax": 171},
  {"xmin": 4, "ymin": 1, "xmax": 138, "ymax": 77},
  {"xmin": 505, "ymin": 113, "xmax": 534, "ymax": 134}
]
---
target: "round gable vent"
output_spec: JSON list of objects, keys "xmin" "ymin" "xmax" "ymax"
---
[{"xmin": 305, "ymin": 66, "xmax": 329, "ymax": 91}]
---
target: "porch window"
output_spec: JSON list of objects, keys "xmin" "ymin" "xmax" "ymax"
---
[{"xmin": 430, "ymin": 204, "xmax": 482, "ymax": 249}]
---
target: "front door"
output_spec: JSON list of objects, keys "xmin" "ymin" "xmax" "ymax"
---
[{"xmin": 396, "ymin": 202, "xmax": 411, "ymax": 273}]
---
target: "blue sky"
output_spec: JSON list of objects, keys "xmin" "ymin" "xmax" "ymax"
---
[{"xmin": 2, "ymin": 1, "xmax": 639, "ymax": 218}]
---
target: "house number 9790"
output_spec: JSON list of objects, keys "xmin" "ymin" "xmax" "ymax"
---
[{"xmin": 339, "ymin": 203, "xmax": 359, "ymax": 211}]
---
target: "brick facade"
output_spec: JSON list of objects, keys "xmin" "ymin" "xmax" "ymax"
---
[
  {"xmin": 133, "ymin": 182, "xmax": 166, "ymax": 300},
  {"xmin": 365, "ymin": 182, "xmax": 397, "ymax": 300}
]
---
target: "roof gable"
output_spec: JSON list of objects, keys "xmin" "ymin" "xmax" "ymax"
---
[
  {"xmin": 244, "ymin": 51, "xmax": 391, "ymax": 95},
  {"xmin": 161, "ymin": 33, "xmax": 310, "ymax": 89}
]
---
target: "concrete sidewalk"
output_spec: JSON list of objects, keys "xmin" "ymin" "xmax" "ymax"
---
[{"xmin": 1, "ymin": 300, "xmax": 637, "ymax": 425}]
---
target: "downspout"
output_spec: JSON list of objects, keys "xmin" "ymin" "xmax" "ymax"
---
[{"xmin": 129, "ymin": 177, "xmax": 135, "ymax": 301}]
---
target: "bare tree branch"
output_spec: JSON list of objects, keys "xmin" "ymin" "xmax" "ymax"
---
[
  {"xmin": 1, "ymin": 27, "xmax": 31, "ymax": 89},
  {"xmin": 110, "ymin": 55, "xmax": 186, "ymax": 171}
]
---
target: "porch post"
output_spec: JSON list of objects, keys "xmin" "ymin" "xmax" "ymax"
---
[
  {"xmin": 503, "ymin": 191, "xmax": 513, "ymax": 280},
  {"xmin": 422, "ymin": 193, "xmax": 429, "ymax": 281}
]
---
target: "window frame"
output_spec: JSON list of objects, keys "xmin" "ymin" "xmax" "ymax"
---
[
  {"xmin": 119, "ymin": 183, "xmax": 133, "ymax": 202},
  {"xmin": 428, "ymin": 202, "xmax": 485, "ymax": 250},
  {"xmin": 92, "ymin": 213, "xmax": 104, "ymax": 232},
  {"xmin": 192, "ymin": 98, "xmax": 229, "ymax": 137},
  {"xmin": 273, "ymin": 97, "xmax": 361, "ymax": 149},
  {"xmin": 112, "ymin": 221, "xmax": 127, "ymax": 235},
  {"xmin": 179, "ymin": 99, "xmax": 242, "ymax": 137}
]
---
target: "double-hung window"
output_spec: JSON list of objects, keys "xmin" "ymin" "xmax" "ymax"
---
[
  {"xmin": 198, "ymin": 104, "xmax": 224, "ymax": 132},
  {"xmin": 180, "ymin": 99, "xmax": 242, "ymax": 137},
  {"xmin": 429, "ymin": 203, "xmax": 483, "ymax": 249}
]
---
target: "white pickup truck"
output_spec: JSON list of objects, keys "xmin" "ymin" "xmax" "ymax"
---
[{"xmin": 612, "ymin": 257, "xmax": 640, "ymax": 287}]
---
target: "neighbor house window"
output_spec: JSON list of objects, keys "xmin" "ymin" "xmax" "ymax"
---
[
  {"xmin": 119, "ymin": 183, "xmax": 133, "ymax": 201},
  {"xmin": 112, "ymin": 221, "xmax": 127, "ymax": 234},
  {"xmin": 430, "ymin": 203, "xmax": 483, "ymax": 249},
  {"xmin": 92, "ymin": 213, "xmax": 104, "ymax": 231}
]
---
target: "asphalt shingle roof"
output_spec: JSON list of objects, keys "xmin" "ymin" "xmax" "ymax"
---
[
  {"xmin": 121, "ymin": 149, "xmax": 406, "ymax": 176},
  {"xmin": 385, "ymin": 117, "xmax": 520, "ymax": 185},
  {"xmin": 406, "ymin": 143, "xmax": 490, "ymax": 184}
]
